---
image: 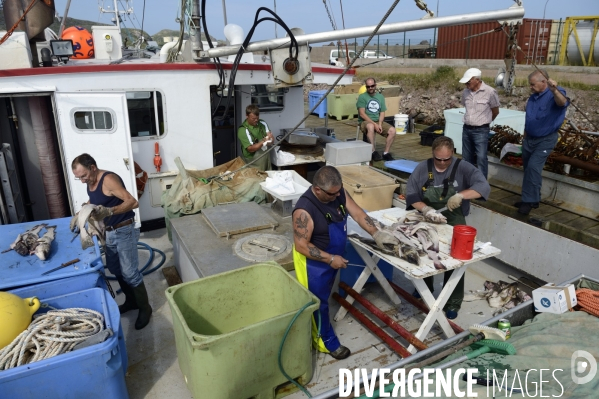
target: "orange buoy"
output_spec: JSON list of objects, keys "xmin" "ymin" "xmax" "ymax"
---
[{"xmin": 62, "ymin": 26, "xmax": 94, "ymax": 59}]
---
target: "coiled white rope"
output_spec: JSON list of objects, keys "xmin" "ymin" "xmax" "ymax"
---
[{"xmin": 0, "ymin": 307, "xmax": 105, "ymax": 370}]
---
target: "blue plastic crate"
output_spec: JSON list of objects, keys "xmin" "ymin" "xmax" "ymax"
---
[
  {"xmin": 384, "ymin": 159, "xmax": 419, "ymax": 174},
  {"xmin": 309, "ymin": 90, "xmax": 328, "ymax": 118},
  {"xmin": 0, "ymin": 217, "xmax": 103, "ymax": 290},
  {"xmin": 1, "ymin": 287, "xmax": 129, "ymax": 398},
  {"xmin": 9, "ymin": 272, "xmax": 128, "ymax": 373},
  {"xmin": 340, "ymin": 241, "xmax": 394, "ymax": 294}
]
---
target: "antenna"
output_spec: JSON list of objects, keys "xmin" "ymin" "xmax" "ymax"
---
[{"xmin": 98, "ymin": 0, "xmax": 134, "ymax": 33}]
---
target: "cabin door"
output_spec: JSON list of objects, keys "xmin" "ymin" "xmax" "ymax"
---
[{"xmin": 54, "ymin": 92, "xmax": 140, "ymax": 225}]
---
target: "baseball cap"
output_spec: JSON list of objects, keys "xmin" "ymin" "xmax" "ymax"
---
[{"xmin": 459, "ymin": 68, "xmax": 482, "ymax": 83}]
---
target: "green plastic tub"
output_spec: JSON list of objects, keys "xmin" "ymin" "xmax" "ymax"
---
[
  {"xmin": 327, "ymin": 93, "xmax": 359, "ymax": 120},
  {"xmin": 166, "ymin": 262, "xmax": 319, "ymax": 399}
]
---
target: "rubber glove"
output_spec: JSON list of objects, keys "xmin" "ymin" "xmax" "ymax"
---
[
  {"xmin": 90, "ymin": 205, "xmax": 113, "ymax": 222},
  {"xmin": 373, "ymin": 230, "xmax": 399, "ymax": 250},
  {"xmin": 421, "ymin": 206, "xmax": 447, "ymax": 224},
  {"xmin": 261, "ymin": 139, "xmax": 272, "ymax": 151},
  {"xmin": 447, "ymin": 193, "xmax": 464, "ymax": 211}
]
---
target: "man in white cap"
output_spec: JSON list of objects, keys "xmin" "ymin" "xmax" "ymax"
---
[{"xmin": 459, "ymin": 68, "xmax": 500, "ymax": 179}]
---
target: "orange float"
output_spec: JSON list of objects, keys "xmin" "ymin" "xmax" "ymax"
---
[{"xmin": 61, "ymin": 26, "xmax": 94, "ymax": 59}]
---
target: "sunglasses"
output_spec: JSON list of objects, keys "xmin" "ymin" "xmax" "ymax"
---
[
  {"xmin": 318, "ymin": 185, "xmax": 343, "ymax": 196},
  {"xmin": 366, "ymin": 84, "xmax": 376, "ymax": 89},
  {"xmin": 434, "ymin": 156, "xmax": 452, "ymax": 162}
]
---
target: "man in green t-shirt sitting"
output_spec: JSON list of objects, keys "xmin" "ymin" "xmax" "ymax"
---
[
  {"xmin": 237, "ymin": 104, "xmax": 274, "ymax": 171},
  {"xmin": 357, "ymin": 77, "xmax": 397, "ymax": 161}
]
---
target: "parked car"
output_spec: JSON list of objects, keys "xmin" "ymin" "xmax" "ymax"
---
[
  {"xmin": 361, "ymin": 50, "xmax": 394, "ymax": 59},
  {"xmin": 329, "ymin": 49, "xmax": 360, "ymax": 65}
]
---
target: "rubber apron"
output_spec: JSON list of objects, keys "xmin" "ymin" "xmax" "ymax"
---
[
  {"xmin": 421, "ymin": 158, "xmax": 466, "ymax": 311},
  {"xmin": 293, "ymin": 205, "xmax": 347, "ymax": 353}
]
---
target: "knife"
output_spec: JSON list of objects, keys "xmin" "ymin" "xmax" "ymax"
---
[{"xmin": 436, "ymin": 206, "xmax": 448, "ymax": 213}]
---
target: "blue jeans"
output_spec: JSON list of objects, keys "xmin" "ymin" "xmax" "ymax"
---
[
  {"xmin": 521, "ymin": 132, "xmax": 558, "ymax": 203},
  {"xmin": 462, "ymin": 125, "xmax": 490, "ymax": 179},
  {"xmin": 105, "ymin": 223, "xmax": 143, "ymax": 287}
]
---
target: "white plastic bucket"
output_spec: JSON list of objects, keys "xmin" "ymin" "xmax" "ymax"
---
[{"xmin": 394, "ymin": 114, "xmax": 409, "ymax": 134}]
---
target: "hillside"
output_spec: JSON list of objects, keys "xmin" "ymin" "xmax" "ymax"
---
[{"xmin": 0, "ymin": 13, "xmax": 222, "ymax": 46}]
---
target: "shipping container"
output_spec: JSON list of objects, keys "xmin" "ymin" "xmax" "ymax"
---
[
  {"xmin": 437, "ymin": 19, "xmax": 553, "ymax": 63},
  {"xmin": 516, "ymin": 19, "xmax": 553, "ymax": 64}
]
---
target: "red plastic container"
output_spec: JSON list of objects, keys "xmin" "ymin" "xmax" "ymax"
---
[{"xmin": 450, "ymin": 225, "xmax": 477, "ymax": 260}]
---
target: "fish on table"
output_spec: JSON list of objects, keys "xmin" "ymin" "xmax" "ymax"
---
[
  {"xmin": 349, "ymin": 215, "xmax": 446, "ymax": 270},
  {"xmin": 9, "ymin": 223, "xmax": 48, "ymax": 256},
  {"xmin": 34, "ymin": 225, "xmax": 57, "ymax": 261}
]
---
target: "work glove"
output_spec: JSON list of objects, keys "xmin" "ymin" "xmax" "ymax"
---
[
  {"xmin": 421, "ymin": 206, "xmax": 447, "ymax": 224},
  {"xmin": 69, "ymin": 213, "xmax": 79, "ymax": 233},
  {"xmin": 90, "ymin": 205, "xmax": 113, "ymax": 222},
  {"xmin": 373, "ymin": 230, "xmax": 399, "ymax": 250},
  {"xmin": 447, "ymin": 193, "xmax": 464, "ymax": 211}
]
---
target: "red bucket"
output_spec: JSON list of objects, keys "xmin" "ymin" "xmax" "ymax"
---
[{"xmin": 450, "ymin": 225, "xmax": 477, "ymax": 260}]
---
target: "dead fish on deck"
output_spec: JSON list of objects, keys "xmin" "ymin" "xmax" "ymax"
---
[
  {"xmin": 464, "ymin": 280, "xmax": 532, "ymax": 315},
  {"xmin": 10, "ymin": 224, "xmax": 48, "ymax": 256},
  {"xmin": 34, "ymin": 226, "xmax": 57, "ymax": 261},
  {"xmin": 75, "ymin": 204, "xmax": 106, "ymax": 249}
]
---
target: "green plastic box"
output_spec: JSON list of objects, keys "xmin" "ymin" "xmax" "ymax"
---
[
  {"xmin": 327, "ymin": 92, "xmax": 359, "ymax": 120},
  {"xmin": 166, "ymin": 262, "xmax": 319, "ymax": 399}
]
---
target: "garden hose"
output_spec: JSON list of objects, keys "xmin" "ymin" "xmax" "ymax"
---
[
  {"xmin": 104, "ymin": 242, "xmax": 167, "ymax": 294},
  {"xmin": 278, "ymin": 301, "xmax": 321, "ymax": 398}
]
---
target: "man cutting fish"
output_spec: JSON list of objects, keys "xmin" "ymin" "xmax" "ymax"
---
[
  {"xmin": 292, "ymin": 166, "xmax": 398, "ymax": 360},
  {"xmin": 406, "ymin": 136, "xmax": 490, "ymax": 319},
  {"xmin": 71, "ymin": 153, "xmax": 152, "ymax": 330}
]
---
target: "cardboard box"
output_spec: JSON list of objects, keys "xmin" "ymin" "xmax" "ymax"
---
[
  {"xmin": 533, "ymin": 283, "xmax": 577, "ymax": 314},
  {"xmin": 384, "ymin": 96, "xmax": 400, "ymax": 116}
]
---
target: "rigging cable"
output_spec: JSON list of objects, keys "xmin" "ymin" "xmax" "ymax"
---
[
  {"xmin": 0, "ymin": 0, "xmax": 38, "ymax": 45},
  {"xmin": 338, "ymin": 0, "xmax": 350, "ymax": 66},
  {"xmin": 206, "ymin": 0, "xmax": 403, "ymax": 181},
  {"xmin": 216, "ymin": 7, "xmax": 299, "ymax": 122}
]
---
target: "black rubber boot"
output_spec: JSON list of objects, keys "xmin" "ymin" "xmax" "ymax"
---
[
  {"xmin": 132, "ymin": 282, "xmax": 152, "ymax": 330},
  {"xmin": 116, "ymin": 277, "xmax": 138, "ymax": 314}
]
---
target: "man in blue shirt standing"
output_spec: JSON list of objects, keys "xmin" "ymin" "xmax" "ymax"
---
[{"xmin": 515, "ymin": 70, "xmax": 569, "ymax": 215}]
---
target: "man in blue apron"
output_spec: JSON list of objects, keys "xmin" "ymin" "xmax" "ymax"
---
[
  {"xmin": 71, "ymin": 153, "xmax": 152, "ymax": 330},
  {"xmin": 292, "ymin": 166, "xmax": 398, "ymax": 359},
  {"xmin": 405, "ymin": 137, "xmax": 490, "ymax": 319}
]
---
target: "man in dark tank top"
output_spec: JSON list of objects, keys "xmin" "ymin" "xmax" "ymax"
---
[{"xmin": 71, "ymin": 153, "xmax": 152, "ymax": 330}]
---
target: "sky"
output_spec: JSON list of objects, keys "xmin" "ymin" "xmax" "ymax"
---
[{"xmin": 54, "ymin": 0, "xmax": 597, "ymax": 44}]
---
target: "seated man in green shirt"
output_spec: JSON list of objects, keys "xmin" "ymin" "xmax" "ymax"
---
[
  {"xmin": 237, "ymin": 104, "xmax": 274, "ymax": 171},
  {"xmin": 357, "ymin": 77, "xmax": 397, "ymax": 162}
]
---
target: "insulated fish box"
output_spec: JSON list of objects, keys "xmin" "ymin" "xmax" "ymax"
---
[
  {"xmin": 0, "ymin": 217, "xmax": 103, "ymax": 291},
  {"xmin": 337, "ymin": 165, "xmax": 399, "ymax": 211},
  {"xmin": 166, "ymin": 262, "xmax": 319, "ymax": 399},
  {"xmin": 1, "ymin": 287, "xmax": 128, "ymax": 398},
  {"xmin": 8, "ymin": 272, "xmax": 128, "ymax": 373}
]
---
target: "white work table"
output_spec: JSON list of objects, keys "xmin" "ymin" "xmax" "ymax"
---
[{"xmin": 335, "ymin": 207, "xmax": 501, "ymax": 353}]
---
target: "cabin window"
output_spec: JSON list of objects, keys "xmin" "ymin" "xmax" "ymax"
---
[
  {"xmin": 251, "ymin": 85, "xmax": 285, "ymax": 113},
  {"xmin": 74, "ymin": 110, "xmax": 114, "ymax": 131},
  {"xmin": 126, "ymin": 91, "xmax": 165, "ymax": 139}
]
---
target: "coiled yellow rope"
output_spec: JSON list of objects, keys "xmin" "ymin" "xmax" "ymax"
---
[{"xmin": 0, "ymin": 308, "xmax": 105, "ymax": 370}]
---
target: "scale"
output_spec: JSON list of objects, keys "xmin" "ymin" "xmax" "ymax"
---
[{"xmin": 171, "ymin": 202, "xmax": 295, "ymax": 282}]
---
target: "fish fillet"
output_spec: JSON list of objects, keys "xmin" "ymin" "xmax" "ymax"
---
[{"xmin": 34, "ymin": 225, "xmax": 56, "ymax": 261}]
